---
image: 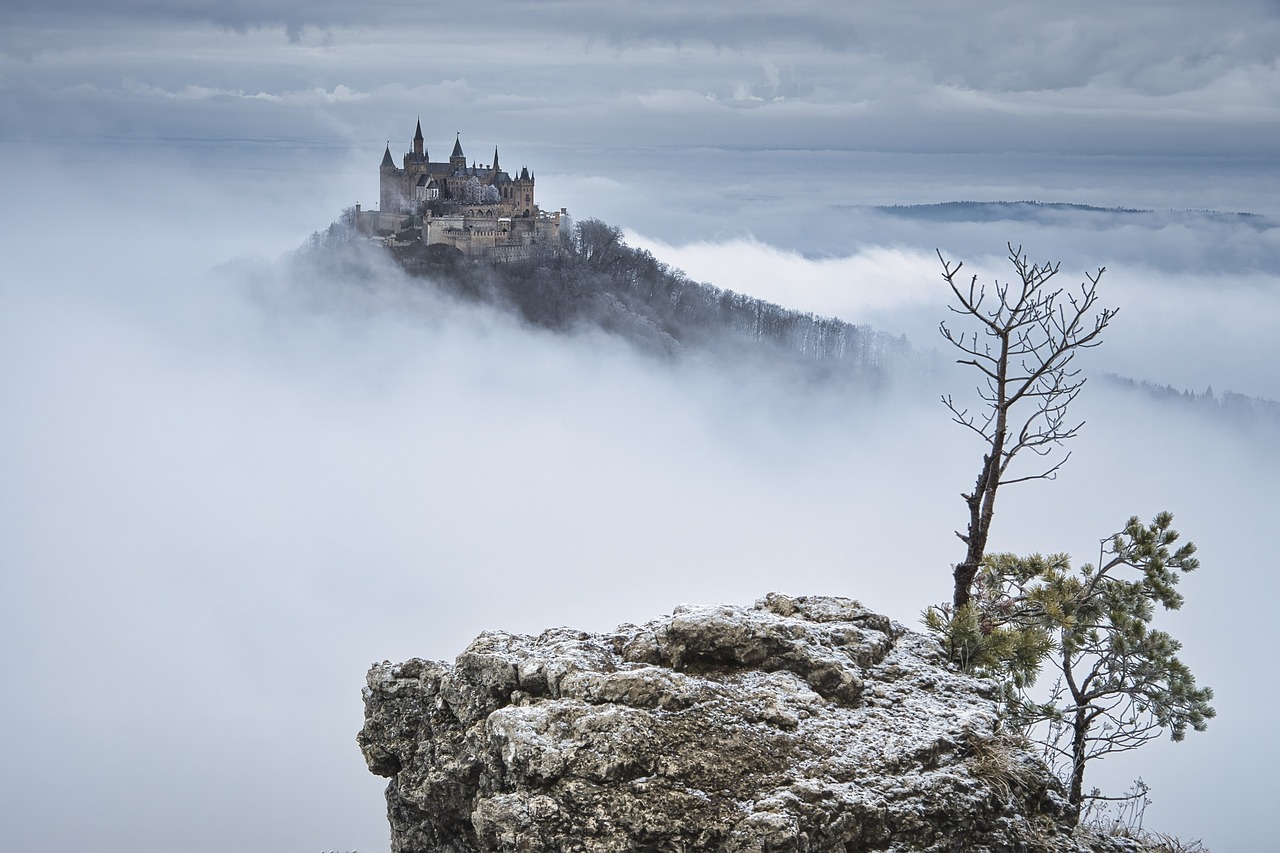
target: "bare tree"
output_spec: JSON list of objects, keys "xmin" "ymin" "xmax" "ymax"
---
[
  {"xmin": 940, "ymin": 244, "xmax": 1114, "ymax": 609},
  {"xmin": 573, "ymin": 218, "xmax": 626, "ymax": 271}
]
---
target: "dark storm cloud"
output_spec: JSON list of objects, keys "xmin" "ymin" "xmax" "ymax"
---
[{"xmin": 2, "ymin": 0, "xmax": 360, "ymax": 40}]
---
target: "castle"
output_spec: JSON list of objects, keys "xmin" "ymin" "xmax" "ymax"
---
[{"xmin": 371, "ymin": 118, "xmax": 565, "ymax": 260}]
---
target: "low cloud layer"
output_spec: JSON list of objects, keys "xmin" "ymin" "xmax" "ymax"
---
[
  {"xmin": 0, "ymin": 161, "xmax": 959, "ymax": 852},
  {"xmin": 3, "ymin": 145, "xmax": 1279, "ymax": 850}
]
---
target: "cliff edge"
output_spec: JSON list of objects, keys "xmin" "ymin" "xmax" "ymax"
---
[{"xmin": 358, "ymin": 593, "xmax": 1147, "ymax": 852}]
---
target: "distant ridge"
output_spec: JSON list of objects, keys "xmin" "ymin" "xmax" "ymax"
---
[{"xmin": 875, "ymin": 200, "xmax": 1267, "ymax": 226}]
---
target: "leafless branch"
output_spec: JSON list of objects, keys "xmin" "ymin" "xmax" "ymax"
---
[{"xmin": 941, "ymin": 244, "xmax": 1114, "ymax": 609}]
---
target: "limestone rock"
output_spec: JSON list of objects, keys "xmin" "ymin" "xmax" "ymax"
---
[{"xmin": 358, "ymin": 593, "xmax": 1137, "ymax": 852}]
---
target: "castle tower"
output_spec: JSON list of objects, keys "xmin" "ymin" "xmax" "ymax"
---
[
  {"xmin": 379, "ymin": 143, "xmax": 403, "ymax": 213},
  {"xmin": 514, "ymin": 165, "xmax": 535, "ymax": 216},
  {"xmin": 449, "ymin": 134, "xmax": 466, "ymax": 171},
  {"xmin": 412, "ymin": 118, "xmax": 425, "ymax": 158}
]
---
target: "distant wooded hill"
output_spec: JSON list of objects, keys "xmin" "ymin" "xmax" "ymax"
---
[
  {"xmin": 301, "ymin": 215, "xmax": 937, "ymax": 391},
  {"xmin": 1099, "ymin": 373, "xmax": 1280, "ymax": 428}
]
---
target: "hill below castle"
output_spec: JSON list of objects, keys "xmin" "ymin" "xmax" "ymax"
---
[{"xmin": 299, "ymin": 215, "xmax": 936, "ymax": 392}]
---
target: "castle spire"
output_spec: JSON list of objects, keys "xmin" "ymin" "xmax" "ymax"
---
[
  {"xmin": 381, "ymin": 143, "xmax": 395, "ymax": 169},
  {"xmin": 451, "ymin": 133, "xmax": 464, "ymax": 158},
  {"xmin": 413, "ymin": 118, "xmax": 424, "ymax": 156},
  {"xmin": 492, "ymin": 146, "xmax": 500, "ymax": 172}
]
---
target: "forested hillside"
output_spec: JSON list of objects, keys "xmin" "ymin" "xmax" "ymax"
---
[
  {"xmin": 1100, "ymin": 373, "xmax": 1280, "ymax": 428},
  {"xmin": 300, "ymin": 216, "xmax": 936, "ymax": 390}
]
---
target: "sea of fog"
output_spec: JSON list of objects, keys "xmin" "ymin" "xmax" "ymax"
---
[{"xmin": 2, "ymin": 140, "xmax": 1278, "ymax": 851}]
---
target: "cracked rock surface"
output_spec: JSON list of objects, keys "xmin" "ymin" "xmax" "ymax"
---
[{"xmin": 358, "ymin": 593, "xmax": 1137, "ymax": 852}]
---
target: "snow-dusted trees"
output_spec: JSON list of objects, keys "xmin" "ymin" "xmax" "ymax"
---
[
  {"xmin": 460, "ymin": 177, "xmax": 501, "ymax": 205},
  {"xmin": 939, "ymin": 245, "xmax": 1114, "ymax": 610},
  {"xmin": 925, "ymin": 513, "xmax": 1215, "ymax": 810}
]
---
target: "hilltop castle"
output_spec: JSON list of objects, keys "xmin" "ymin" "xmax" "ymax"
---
[{"xmin": 372, "ymin": 118, "xmax": 565, "ymax": 260}]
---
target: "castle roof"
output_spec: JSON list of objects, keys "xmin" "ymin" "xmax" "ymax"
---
[
  {"xmin": 414, "ymin": 118, "xmax": 424, "ymax": 143},
  {"xmin": 381, "ymin": 144, "xmax": 395, "ymax": 169},
  {"xmin": 451, "ymin": 134, "xmax": 464, "ymax": 158}
]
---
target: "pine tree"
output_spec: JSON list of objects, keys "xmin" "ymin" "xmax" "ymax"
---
[{"xmin": 925, "ymin": 512, "xmax": 1215, "ymax": 811}]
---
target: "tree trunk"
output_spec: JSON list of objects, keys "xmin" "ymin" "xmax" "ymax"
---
[
  {"xmin": 1069, "ymin": 708, "xmax": 1089, "ymax": 807},
  {"xmin": 953, "ymin": 449, "xmax": 1000, "ymax": 610},
  {"xmin": 952, "ymin": 561, "xmax": 978, "ymax": 610}
]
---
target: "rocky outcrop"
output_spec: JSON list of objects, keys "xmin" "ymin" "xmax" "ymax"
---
[{"xmin": 358, "ymin": 594, "xmax": 1136, "ymax": 852}]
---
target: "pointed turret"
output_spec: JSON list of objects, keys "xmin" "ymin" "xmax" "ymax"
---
[
  {"xmin": 413, "ymin": 118, "xmax": 424, "ymax": 156},
  {"xmin": 379, "ymin": 141, "xmax": 403, "ymax": 214},
  {"xmin": 492, "ymin": 147, "xmax": 500, "ymax": 172},
  {"xmin": 519, "ymin": 166, "xmax": 530, "ymax": 181},
  {"xmin": 449, "ymin": 133, "xmax": 466, "ymax": 173}
]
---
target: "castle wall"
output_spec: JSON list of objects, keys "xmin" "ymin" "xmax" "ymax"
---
[
  {"xmin": 424, "ymin": 210, "xmax": 561, "ymax": 261},
  {"xmin": 357, "ymin": 208, "xmax": 415, "ymax": 236}
]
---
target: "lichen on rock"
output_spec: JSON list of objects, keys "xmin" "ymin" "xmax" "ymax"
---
[{"xmin": 357, "ymin": 593, "xmax": 1134, "ymax": 852}]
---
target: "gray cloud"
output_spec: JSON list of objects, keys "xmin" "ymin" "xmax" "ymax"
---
[
  {"xmin": 3, "ymin": 1, "xmax": 1278, "ymax": 162},
  {"xmin": 7, "ymin": 0, "xmax": 1280, "ymax": 82}
]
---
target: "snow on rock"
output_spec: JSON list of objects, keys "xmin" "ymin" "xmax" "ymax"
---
[{"xmin": 358, "ymin": 593, "xmax": 1138, "ymax": 852}]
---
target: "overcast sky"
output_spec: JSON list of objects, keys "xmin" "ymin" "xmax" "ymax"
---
[{"xmin": 2, "ymin": 3, "xmax": 1278, "ymax": 852}]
